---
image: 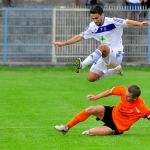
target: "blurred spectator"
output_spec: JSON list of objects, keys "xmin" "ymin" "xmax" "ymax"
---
[
  {"xmin": 142, "ymin": 0, "xmax": 150, "ymax": 18},
  {"xmin": 2, "ymin": 0, "xmax": 15, "ymax": 7},
  {"xmin": 7, "ymin": 0, "xmax": 15, "ymax": 7},
  {"xmin": 86, "ymin": 0, "xmax": 106, "ymax": 8},
  {"xmin": 126, "ymin": 0, "xmax": 142, "ymax": 20},
  {"xmin": 75, "ymin": 0, "xmax": 80, "ymax": 6},
  {"xmin": 0, "ymin": 0, "xmax": 2, "ymax": 17},
  {"xmin": 143, "ymin": 0, "xmax": 150, "ymax": 9},
  {"xmin": 0, "ymin": 0, "xmax": 2, "ymax": 7}
]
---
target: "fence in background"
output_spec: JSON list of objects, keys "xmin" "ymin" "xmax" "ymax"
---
[
  {"xmin": 53, "ymin": 7, "xmax": 149, "ymax": 65},
  {"xmin": 148, "ymin": 9, "xmax": 150, "ymax": 64},
  {"xmin": 0, "ymin": 7, "xmax": 149, "ymax": 66},
  {"xmin": 0, "ymin": 8, "xmax": 53, "ymax": 65}
]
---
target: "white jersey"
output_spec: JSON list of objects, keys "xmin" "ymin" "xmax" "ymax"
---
[{"xmin": 80, "ymin": 17, "xmax": 128, "ymax": 51}]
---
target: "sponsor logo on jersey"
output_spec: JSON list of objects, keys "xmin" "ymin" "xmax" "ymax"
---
[{"xmin": 96, "ymin": 24, "xmax": 116, "ymax": 33}]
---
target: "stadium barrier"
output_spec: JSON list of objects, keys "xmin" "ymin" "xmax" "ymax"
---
[
  {"xmin": 0, "ymin": 8, "xmax": 53, "ymax": 65},
  {"xmin": 148, "ymin": 8, "xmax": 150, "ymax": 64},
  {"xmin": 0, "ymin": 6, "xmax": 149, "ymax": 66}
]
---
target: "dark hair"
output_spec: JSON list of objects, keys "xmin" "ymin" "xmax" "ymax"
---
[
  {"xmin": 90, "ymin": 5, "xmax": 103, "ymax": 15},
  {"xmin": 128, "ymin": 85, "xmax": 141, "ymax": 98}
]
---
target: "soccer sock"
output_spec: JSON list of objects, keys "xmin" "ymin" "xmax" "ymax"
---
[
  {"xmin": 66, "ymin": 109, "xmax": 90, "ymax": 129},
  {"xmin": 82, "ymin": 49, "xmax": 102, "ymax": 69},
  {"xmin": 99, "ymin": 68, "xmax": 119, "ymax": 80}
]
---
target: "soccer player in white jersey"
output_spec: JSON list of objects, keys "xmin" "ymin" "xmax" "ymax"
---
[{"xmin": 54, "ymin": 6, "xmax": 150, "ymax": 82}]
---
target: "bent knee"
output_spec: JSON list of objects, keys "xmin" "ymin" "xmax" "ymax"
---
[
  {"xmin": 86, "ymin": 106, "xmax": 104, "ymax": 114},
  {"xmin": 86, "ymin": 106, "xmax": 97, "ymax": 114},
  {"xmin": 98, "ymin": 44, "xmax": 110, "ymax": 57},
  {"xmin": 87, "ymin": 73, "xmax": 100, "ymax": 82},
  {"xmin": 98, "ymin": 44, "xmax": 109, "ymax": 51},
  {"xmin": 87, "ymin": 76, "xmax": 97, "ymax": 82}
]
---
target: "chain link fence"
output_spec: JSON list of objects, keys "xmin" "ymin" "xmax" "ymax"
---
[{"xmin": 0, "ymin": 6, "xmax": 149, "ymax": 66}]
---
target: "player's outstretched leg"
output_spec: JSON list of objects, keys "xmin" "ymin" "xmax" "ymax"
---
[
  {"xmin": 54, "ymin": 125, "xmax": 68, "ymax": 134},
  {"xmin": 114, "ymin": 65, "xmax": 123, "ymax": 76},
  {"xmin": 99, "ymin": 65, "xmax": 123, "ymax": 80},
  {"xmin": 82, "ymin": 126, "xmax": 114, "ymax": 136},
  {"xmin": 54, "ymin": 109, "xmax": 90, "ymax": 134},
  {"xmin": 75, "ymin": 58, "xmax": 82, "ymax": 73},
  {"xmin": 75, "ymin": 48, "xmax": 102, "ymax": 73}
]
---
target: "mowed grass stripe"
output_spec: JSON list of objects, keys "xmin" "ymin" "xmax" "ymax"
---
[{"xmin": 0, "ymin": 66, "xmax": 150, "ymax": 150}]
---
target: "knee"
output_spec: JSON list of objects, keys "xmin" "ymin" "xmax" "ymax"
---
[
  {"xmin": 98, "ymin": 44, "xmax": 110, "ymax": 57},
  {"xmin": 87, "ymin": 73, "xmax": 100, "ymax": 82},
  {"xmin": 86, "ymin": 106, "xmax": 104, "ymax": 115},
  {"xmin": 86, "ymin": 106, "xmax": 97, "ymax": 114},
  {"xmin": 98, "ymin": 44, "xmax": 109, "ymax": 50},
  {"xmin": 87, "ymin": 76, "xmax": 97, "ymax": 82}
]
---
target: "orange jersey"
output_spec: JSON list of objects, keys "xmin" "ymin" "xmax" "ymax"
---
[{"xmin": 112, "ymin": 86, "xmax": 150, "ymax": 133}]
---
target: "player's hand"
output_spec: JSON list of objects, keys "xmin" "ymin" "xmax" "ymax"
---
[
  {"xmin": 146, "ymin": 113, "xmax": 150, "ymax": 120},
  {"xmin": 140, "ymin": 20, "xmax": 150, "ymax": 26},
  {"xmin": 87, "ymin": 95, "xmax": 97, "ymax": 101},
  {"xmin": 53, "ymin": 42, "xmax": 66, "ymax": 47}
]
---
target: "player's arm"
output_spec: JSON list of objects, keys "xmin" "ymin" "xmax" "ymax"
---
[
  {"xmin": 87, "ymin": 89, "xmax": 113, "ymax": 101},
  {"xmin": 53, "ymin": 34, "xmax": 84, "ymax": 47},
  {"xmin": 145, "ymin": 112, "xmax": 150, "ymax": 120},
  {"xmin": 126, "ymin": 20, "xmax": 150, "ymax": 27},
  {"xmin": 146, "ymin": 114, "xmax": 150, "ymax": 120}
]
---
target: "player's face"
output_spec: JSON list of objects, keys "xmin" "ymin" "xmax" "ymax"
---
[
  {"xmin": 126, "ymin": 90, "xmax": 137, "ymax": 102},
  {"xmin": 90, "ymin": 13, "xmax": 104, "ymax": 26}
]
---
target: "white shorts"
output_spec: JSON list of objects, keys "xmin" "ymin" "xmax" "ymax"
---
[{"xmin": 90, "ymin": 49, "xmax": 123, "ymax": 75}]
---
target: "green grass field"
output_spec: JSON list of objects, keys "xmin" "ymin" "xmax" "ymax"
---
[{"xmin": 0, "ymin": 66, "xmax": 150, "ymax": 150}]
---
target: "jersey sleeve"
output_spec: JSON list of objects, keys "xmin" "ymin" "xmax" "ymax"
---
[
  {"xmin": 111, "ymin": 86, "xmax": 126, "ymax": 96},
  {"xmin": 80, "ymin": 24, "xmax": 94, "ymax": 39},
  {"xmin": 140, "ymin": 101, "xmax": 150, "ymax": 118},
  {"xmin": 141, "ymin": 108, "xmax": 150, "ymax": 119},
  {"xmin": 146, "ymin": 112, "xmax": 150, "ymax": 119},
  {"xmin": 112, "ymin": 17, "xmax": 128, "ymax": 27}
]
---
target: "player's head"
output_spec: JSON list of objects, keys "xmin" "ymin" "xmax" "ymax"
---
[
  {"xmin": 90, "ymin": 5, "xmax": 103, "ymax": 15},
  {"xmin": 126, "ymin": 85, "xmax": 141, "ymax": 102},
  {"xmin": 90, "ymin": 6, "xmax": 104, "ymax": 26}
]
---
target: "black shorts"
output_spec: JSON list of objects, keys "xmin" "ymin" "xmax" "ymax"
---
[{"xmin": 96, "ymin": 106, "xmax": 123, "ymax": 135}]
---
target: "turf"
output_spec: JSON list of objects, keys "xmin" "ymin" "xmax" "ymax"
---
[{"xmin": 0, "ymin": 66, "xmax": 150, "ymax": 150}]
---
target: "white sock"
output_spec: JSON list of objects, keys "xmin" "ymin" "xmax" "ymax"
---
[
  {"xmin": 99, "ymin": 68, "xmax": 118, "ymax": 80},
  {"xmin": 82, "ymin": 130, "xmax": 90, "ymax": 135},
  {"xmin": 82, "ymin": 49, "xmax": 102, "ymax": 69}
]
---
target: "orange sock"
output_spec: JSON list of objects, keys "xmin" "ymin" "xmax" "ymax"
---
[{"xmin": 66, "ymin": 109, "xmax": 90, "ymax": 129}]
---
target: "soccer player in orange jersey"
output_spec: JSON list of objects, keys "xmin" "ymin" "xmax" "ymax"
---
[{"xmin": 55, "ymin": 85, "xmax": 150, "ymax": 135}]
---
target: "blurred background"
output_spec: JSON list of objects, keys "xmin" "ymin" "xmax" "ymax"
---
[{"xmin": 0, "ymin": 0, "xmax": 149, "ymax": 66}]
